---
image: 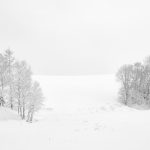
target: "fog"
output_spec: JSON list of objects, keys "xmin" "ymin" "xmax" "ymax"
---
[{"xmin": 0, "ymin": 0, "xmax": 150, "ymax": 75}]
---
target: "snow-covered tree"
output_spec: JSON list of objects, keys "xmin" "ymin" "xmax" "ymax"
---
[
  {"xmin": 13, "ymin": 61, "xmax": 32, "ymax": 119},
  {"xmin": 116, "ymin": 64, "xmax": 133, "ymax": 105},
  {"xmin": 0, "ymin": 53, "xmax": 8, "ymax": 102},
  {"xmin": 4, "ymin": 49, "xmax": 15, "ymax": 109},
  {"xmin": 117, "ymin": 56, "xmax": 150, "ymax": 108},
  {"xmin": 0, "ymin": 49, "xmax": 44, "ymax": 122},
  {"xmin": 27, "ymin": 81, "xmax": 44, "ymax": 122}
]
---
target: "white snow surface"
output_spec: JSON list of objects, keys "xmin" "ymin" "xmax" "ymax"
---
[{"xmin": 1, "ymin": 75, "xmax": 150, "ymax": 150}]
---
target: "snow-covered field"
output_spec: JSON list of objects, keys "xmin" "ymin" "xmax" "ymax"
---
[{"xmin": 1, "ymin": 75, "xmax": 150, "ymax": 150}]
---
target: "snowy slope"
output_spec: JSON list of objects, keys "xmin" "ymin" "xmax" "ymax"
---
[
  {"xmin": 0, "ymin": 107, "xmax": 20, "ymax": 121},
  {"xmin": 0, "ymin": 75, "xmax": 150, "ymax": 150},
  {"xmin": 34, "ymin": 75, "xmax": 119, "ymax": 113}
]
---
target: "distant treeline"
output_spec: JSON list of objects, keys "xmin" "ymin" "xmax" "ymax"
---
[{"xmin": 0, "ymin": 49, "xmax": 44, "ymax": 122}]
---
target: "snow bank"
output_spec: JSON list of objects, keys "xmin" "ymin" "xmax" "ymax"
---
[{"xmin": 0, "ymin": 107, "xmax": 20, "ymax": 121}]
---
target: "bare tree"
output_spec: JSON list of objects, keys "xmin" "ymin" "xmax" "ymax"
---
[
  {"xmin": 4, "ymin": 49, "xmax": 15, "ymax": 109},
  {"xmin": 116, "ymin": 64, "xmax": 133, "ymax": 105},
  {"xmin": 13, "ymin": 61, "xmax": 32, "ymax": 119},
  {"xmin": 27, "ymin": 81, "xmax": 44, "ymax": 122},
  {"xmin": 117, "ymin": 56, "xmax": 150, "ymax": 108},
  {"xmin": 0, "ymin": 53, "xmax": 8, "ymax": 103},
  {"xmin": 0, "ymin": 50, "xmax": 44, "ymax": 121}
]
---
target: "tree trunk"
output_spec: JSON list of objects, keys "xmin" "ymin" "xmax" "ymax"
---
[
  {"xmin": 9, "ymin": 86, "xmax": 13, "ymax": 110},
  {"xmin": 10, "ymin": 102, "xmax": 13, "ymax": 110},
  {"xmin": 30, "ymin": 112, "xmax": 34, "ymax": 122},
  {"xmin": 22, "ymin": 106, "xmax": 25, "ymax": 119},
  {"xmin": 27, "ymin": 111, "xmax": 30, "ymax": 122},
  {"xmin": 18, "ymin": 103, "xmax": 21, "ymax": 115},
  {"xmin": 27, "ymin": 111, "xmax": 33, "ymax": 123}
]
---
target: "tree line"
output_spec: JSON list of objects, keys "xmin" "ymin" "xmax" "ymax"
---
[
  {"xmin": 116, "ymin": 56, "xmax": 150, "ymax": 108},
  {"xmin": 0, "ymin": 49, "xmax": 44, "ymax": 122}
]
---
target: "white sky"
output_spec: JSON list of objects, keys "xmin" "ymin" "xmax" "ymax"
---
[{"xmin": 0, "ymin": 0, "xmax": 150, "ymax": 75}]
